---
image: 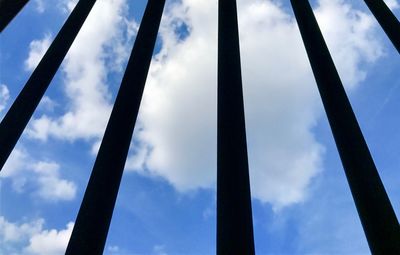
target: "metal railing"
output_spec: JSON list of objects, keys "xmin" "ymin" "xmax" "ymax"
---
[{"xmin": 1, "ymin": 0, "xmax": 399, "ymax": 254}]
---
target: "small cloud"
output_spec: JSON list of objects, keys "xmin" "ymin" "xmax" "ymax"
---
[
  {"xmin": 25, "ymin": 222, "xmax": 74, "ymax": 255},
  {"xmin": 107, "ymin": 245, "xmax": 120, "ymax": 253},
  {"xmin": 34, "ymin": 0, "xmax": 46, "ymax": 13},
  {"xmin": 0, "ymin": 217, "xmax": 44, "ymax": 243},
  {"xmin": 153, "ymin": 244, "xmax": 168, "ymax": 255},
  {"xmin": 32, "ymin": 161, "xmax": 77, "ymax": 201},
  {"xmin": 25, "ymin": 34, "xmax": 52, "ymax": 71},
  {"xmin": 125, "ymin": 142, "xmax": 148, "ymax": 172},
  {"xmin": 0, "ymin": 84, "xmax": 10, "ymax": 113},
  {"xmin": 0, "ymin": 217, "xmax": 73, "ymax": 255},
  {"xmin": 26, "ymin": 115, "xmax": 53, "ymax": 141},
  {"xmin": 38, "ymin": 96, "xmax": 57, "ymax": 112},
  {"xmin": 202, "ymin": 207, "xmax": 214, "ymax": 221},
  {"xmin": 1, "ymin": 148, "xmax": 29, "ymax": 178},
  {"xmin": 60, "ymin": 0, "xmax": 78, "ymax": 14},
  {"xmin": 1, "ymin": 149, "xmax": 77, "ymax": 202},
  {"xmin": 90, "ymin": 139, "xmax": 102, "ymax": 156}
]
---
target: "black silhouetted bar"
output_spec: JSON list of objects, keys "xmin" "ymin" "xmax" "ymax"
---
[
  {"xmin": 364, "ymin": 0, "xmax": 400, "ymax": 53},
  {"xmin": 0, "ymin": 0, "xmax": 29, "ymax": 32},
  {"xmin": 0, "ymin": 0, "xmax": 98, "ymax": 171},
  {"xmin": 217, "ymin": 0, "xmax": 255, "ymax": 254},
  {"xmin": 65, "ymin": 1, "xmax": 165, "ymax": 254},
  {"xmin": 290, "ymin": 0, "xmax": 400, "ymax": 253}
]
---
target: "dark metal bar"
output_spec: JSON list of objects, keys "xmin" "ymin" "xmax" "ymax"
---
[
  {"xmin": 0, "ymin": 0, "xmax": 29, "ymax": 32},
  {"xmin": 290, "ymin": 0, "xmax": 400, "ymax": 253},
  {"xmin": 0, "ymin": 0, "xmax": 97, "ymax": 171},
  {"xmin": 65, "ymin": 1, "xmax": 165, "ymax": 254},
  {"xmin": 217, "ymin": 0, "xmax": 255, "ymax": 254},
  {"xmin": 364, "ymin": 0, "xmax": 400, "ymax": 53}
]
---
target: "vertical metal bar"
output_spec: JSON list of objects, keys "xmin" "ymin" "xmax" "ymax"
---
[
  {"xmin": 0, "ymin": 0, "xmax": 29, "ymax": 32},
  {"xmin": 0, "ymin": 0, "xmax": 97, "ymax": 171},
  {"xmin": 217, "ymin": 0, "xmax": 255, "ymax": 254},
  {"xmin": 290, "ymin": 0, "xmax": 400, "ymax": 253},
  {"xmin": 364, "ymin": 0, "xmax": 400, "ymax": 53},
  {"xmin": 65, "ymin": 1, "xmax": 165, "ymax": 254}
]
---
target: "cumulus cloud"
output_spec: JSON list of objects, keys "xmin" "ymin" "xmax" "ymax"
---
[
  {"xmin": 38, "ymin": 96, "xmax": 57, "ymax": 112},
  {"xmin": 124, "ymin": 0, "xmax": 383, "ymax": 208},
  {"xmin": 25, "ymin": 34, "xmax": 52, "ymax": 71},
  {"xmin": 127, "ymin": 0, "xmax": 219, "ymax": 192},
  {"xmin": 315, "ymin": 0, "xmax": 383, "ymax": 87},
  {"xmin": 25, "ymin": 222, "xmax": 74, "ymax": 255},
  {"xmin": 32, "ymin": 161, "xmax": 77, "ymax": 201},
  {"xmin": 27, "ymin": 0, "xmax": 137, "ymax": 142},
  {"xmin": 0, "ymin": 84, "xmax": 10, "ymax": 113},
  {"xmin": 1, "ymin": 148, "xmax": 29, "ymax": 192},
  {"xmin": 0, "ymin": 217, "xmax": 73, "ymax": 255},
  {"xmin": 0, "ymin": 217, "xmax": 44, "ymax": 243},
  {"xmin": 1, "ymin": 149, "xmax": 77, "ymax": 201},
  {"xmin": 24, "ymin": 0, "xmax": 384, "ymax": 208}
]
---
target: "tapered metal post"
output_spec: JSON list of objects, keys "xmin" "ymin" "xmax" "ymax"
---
[
  {"xmin": 290, "ymin": 0, "xmax": 400, "ymax": 253},
  {"xmin": 0, "ymin": 0, "xmax": 98, "ymax": 171},
  {"xmin": 364, "ymin": 0, "xmax": 400, "ymax": 53},
  {"xmin": 217, "ymin": 0, "xmax": 255, "ymax": 254},
  {"xmin": 0, "ymin": 0, "xmax": 29, "ymax": 32},
  {"xmin": 65, "ymin": 1, "xmax": 165, "ymax": 254}
]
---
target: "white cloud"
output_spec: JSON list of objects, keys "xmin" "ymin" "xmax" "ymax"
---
[
  {"xmin": 384, "ymin": 0, "xmax": 400, "ymax": 10},
  {"xmin": 153, "ymin": 244, "xmax": 168, "ymax": 255},
  {"xmin": 124, "ymin": 140, "xmax": 148, "ymax": 172},
  {"xmin": 125, "ymin": 0, "xmax": 383, "ymax": 208},
  {"xmin": 38, "ymin": 96, "xmax": 57, "ymax": 112},
  {"xmin": 0, "ymin": 84, "xmax": 10, "ymax": 114},
  {"xmin": 126, "ymin": 0, "xmax": 219, "ymax": 192},
  {"xmin": 0, "ymin": 217, "xmax": 73, "ymax": 255},
  {"xmin": 0, "ymin": 217, "xmax": 44, "ymax": 243},
  {"xmin": 34, "ymin": 0, "xmax": 46, "ymax": 13},
  {"xmin": 25, "ymin": 34, "xmax": 52, "ymax": 71},
  {"xmin": 2, "ymin": 149, "xmax": 27, "ymax": 178},
  {"xmin": 107, "ymin": 245, "xmax": 120, "ymax": 253},
  {"xmin": 1, "ymin": 149, "xmax": 77, "ymax": 201},
  {"xmin": 28, "ymin": 0, "xmax": 137, "ymax": 142},
  {"xmin": 23, "ymin": 0, "xmax": 384, "ymax": 208},
  {"xmin": 25, "ymin": 222, "xmax": 74, "ymax": 255},
  {"xmin": 60, "ymin": 0, "xmax": 78, "ymax": 14},
  {"xmin": 315, "ymin": 0, "xmax": 383, "ymax": 87},
  {"xmin": 32, "ymin": 161, "xmax": 77, "ymax": 201}
]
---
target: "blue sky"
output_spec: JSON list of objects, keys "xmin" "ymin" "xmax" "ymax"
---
[{"xmin": 0, "ymin": 0, "xmax": 399, "ymax": 254}]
